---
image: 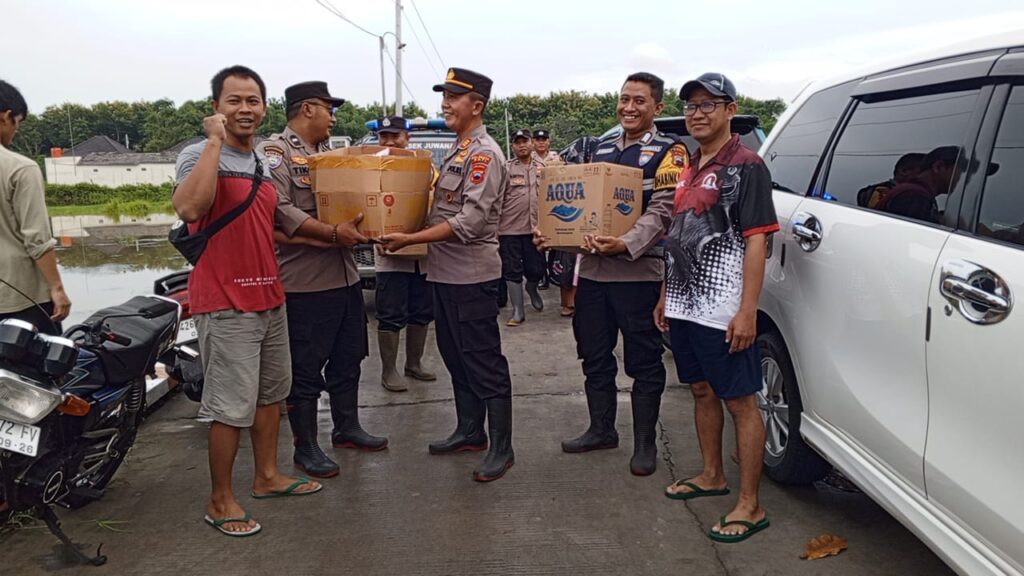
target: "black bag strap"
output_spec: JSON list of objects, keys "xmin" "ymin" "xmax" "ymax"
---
[{"xmin": 201, "ymin": 151, "xmax": 264, "ymax": 238}]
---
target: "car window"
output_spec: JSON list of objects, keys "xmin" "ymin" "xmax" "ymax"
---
[
  {"xmin": 763, "ymin": 81, "xmax": 857, "ymax": 195},
  {"xmin": 976, "ymin": 86, "xmax": 1024, "ymax": 247},
  {"xmin": 821, "ymin": 88, "xmax": 980, "ymax": 226}
]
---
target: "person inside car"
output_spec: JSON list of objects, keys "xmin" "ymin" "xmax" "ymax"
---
[{"xmin": 876, "ymin": 146, "xmax": 959, "ymax": 222}]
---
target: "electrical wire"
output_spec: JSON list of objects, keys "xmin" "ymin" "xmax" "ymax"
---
[
  {"xmin": 409, "ymin": 0, "xmax": 445, "ymax": 69},
  {"xmin": 315, "ymin": 0, "xmax": 379, "ymax": 38},
  {"xmin": 402, "ymin": 10, "xmax": 443, "ymax": 80}
]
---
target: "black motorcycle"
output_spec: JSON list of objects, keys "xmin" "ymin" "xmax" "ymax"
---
[{"xmin": 0, "ymin": 295, "xmax": 180, "ymax": 566}]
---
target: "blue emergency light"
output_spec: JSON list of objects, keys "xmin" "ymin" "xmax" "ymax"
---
[{"xmin": 364, "ymin": 118, "xmax": 448, "ymax": 131}]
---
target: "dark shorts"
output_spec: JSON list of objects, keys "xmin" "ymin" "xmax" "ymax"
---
[{"xmin": 668, "ymin": 318, "xmax": 761, "ymax": 400}]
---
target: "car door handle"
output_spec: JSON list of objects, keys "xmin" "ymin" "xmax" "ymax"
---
[
  {"xmin": 941, "ymin": 278, "xmax": 1010, "ymax": 313},
  {"xmin": 791, "ymin": 212, "xmax": 822, "ymax": 252},
  {"xmin": 939, "ymin": 259, "xmax": 1013, "ymax": 325},
  {"xmin": 792, "ymin": 224, "xmax": 821, "ymax": 242}
]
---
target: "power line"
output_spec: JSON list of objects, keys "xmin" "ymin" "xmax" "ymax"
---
[
  {"xmin": 409, "ymin": 0, "xmax": 445, "ymax": 70},
  {"xmin": 315, "ymin": 0, "xmax": 379, "ymax": 38},
  {"xmin": 402, "ymin": 10, "xmax": 443, "ymax": 80},
  {"xmin": 382, "ymin": 41, "xmax": 421, "ymax": 109}
]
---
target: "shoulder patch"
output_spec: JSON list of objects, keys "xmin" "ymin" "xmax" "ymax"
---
[
  {"xmin": 668, "ymin": 143, "xmax": 689, "ymax": 168},
  {"xmin": 469, "ymin": 153, "xmax": 492, "ymax": 165},
  {"xmin": 263, "ymin": 146, "xmax": 284, "ymax": 169},
  {"xmin": 469, "ymin": 155, "xmax": 491, "ymax": 184}
]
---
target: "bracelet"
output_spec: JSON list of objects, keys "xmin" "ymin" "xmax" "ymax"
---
[{"xmin": 330, "ymin": 224, "xmax": 339, "ymax": 244}]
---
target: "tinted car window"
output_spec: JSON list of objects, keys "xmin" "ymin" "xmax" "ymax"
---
[
  {"xmin": 822, "ymin": 88, "xmax": 980, "ymax": 225},
  {"xmin": 763, "ymin": 81, "xmax": 857, "ymax": 194},
  {"xmin": 976, "ymin": 87, "xmax": 1024, "ymax": 247}
]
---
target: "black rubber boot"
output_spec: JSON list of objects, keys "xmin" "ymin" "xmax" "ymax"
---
[
  {"xmin": 526, "ymin": 281, "xmax": 544, "ymax": 311},
  {"xmin": 288, "ymin": 400, "xmax": 339, "ymax": 478},
  {"xmin": 473, "ymin": 398, "xmax": 514, "ymax": 482},
  {"xmin": 330, "ymin": 391, "xmax": 389, "ymax": 451},
  {"xmin": 629, "ymin": 393, "xmax": 661, "ymax": 476},
  {"xmin": 429, "ymin": 385, "xmax": 488, "ymax": 454},
  {"xmin": 561, "ymin": 389, "xmax": 620, "ymax": 453}
]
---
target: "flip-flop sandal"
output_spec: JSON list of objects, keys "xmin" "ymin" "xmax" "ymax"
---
[
  {"xmin": 664, "ymin": 480, "xmax": 731, "ymax": 500},
  {"xmin": 204, "ymin": 511, "xmax": 262, "ymax": 537},
  {"xmin": 251, "ymin": 477, "xmax": 323, "ymax": 499},
  {"xmin": 708, "ymin": 515, "xmax": 770, "ymax": 543}
]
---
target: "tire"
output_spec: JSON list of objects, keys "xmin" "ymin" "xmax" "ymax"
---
[{"xmin": 757, "ymin": 331, "xmax": 831, "ymax": 485}]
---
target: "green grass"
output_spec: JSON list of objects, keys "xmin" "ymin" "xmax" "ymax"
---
[{"xmin": 47, "ymin": 200, "xmax": 175, "ymax": 218}]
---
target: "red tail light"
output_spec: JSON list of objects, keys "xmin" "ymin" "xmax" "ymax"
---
[{"xmin": 167, "ymin": 290, "xmax": 191, "ymax": 319}]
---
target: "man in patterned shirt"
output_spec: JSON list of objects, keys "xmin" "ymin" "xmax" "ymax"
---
[{"xmin": 656, "ymin": 73, "xmax": 778, "ymax": 543}]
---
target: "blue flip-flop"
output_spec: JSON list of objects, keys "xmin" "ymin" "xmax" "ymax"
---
[
  {"xmin": 204, "ymin": 511, "xmax": 262, "ymax": 537},
  {"xmin": 708, "ymin": 515, "xmax": 770, "ymax": 543}
]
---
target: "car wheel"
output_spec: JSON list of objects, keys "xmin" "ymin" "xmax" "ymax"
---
[{"xmin": 757, "ymin": 331, "xmax": 831, "ymax": 485}]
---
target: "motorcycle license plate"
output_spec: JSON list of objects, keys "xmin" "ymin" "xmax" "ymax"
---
[
  {"xmin": 177, "ymin": 318, "xmax": 198, "ymax": 343},
  {"xmin": 0, "ymin": 418, "xmax": 41, "ymax": 457}
]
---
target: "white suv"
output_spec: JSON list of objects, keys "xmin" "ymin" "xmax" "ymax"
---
[{"xmin": 756, "ymin": 31, "xmax": 1024, "ymax": 576}]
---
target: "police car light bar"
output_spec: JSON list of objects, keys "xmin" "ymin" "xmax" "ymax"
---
[{"xmin": 364, "ymin": 118, "xmax": 448, "ymax": 131}]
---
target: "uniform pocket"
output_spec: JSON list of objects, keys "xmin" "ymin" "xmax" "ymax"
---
[{"xmin": 456, "ymin": 285, "xmax": 500, "ymax": 352}]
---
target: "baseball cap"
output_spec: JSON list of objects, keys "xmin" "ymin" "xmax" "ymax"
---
[{"xmin": 679, "ymin": 73, "xmax": 737, "ymax": 102}]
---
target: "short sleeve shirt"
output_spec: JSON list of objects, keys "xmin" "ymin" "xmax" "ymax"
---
[
  {"xmin": 174, "ymin": 141, "xmax": 284, "ymax": 314},
  {"xmin": 664, "ymin": 135, "xmax": 778, "ymax": 329},
  {"xmin": 425, "ymin": 124, "xmax": 507, "ymax": 285}
]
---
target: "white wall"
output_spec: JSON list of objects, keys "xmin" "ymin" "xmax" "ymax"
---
[{"xmin": 45, "ymin": 158, "xmax": 176, "ymax": 186}]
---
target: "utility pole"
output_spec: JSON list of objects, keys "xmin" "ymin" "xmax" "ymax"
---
[
  {"xmin": 395, "ymin": 0, "xmax": 404, "ymax": 117},
  {"xmin": 378, "ymin": 36, "xmax": 388, "ymax": 117}
]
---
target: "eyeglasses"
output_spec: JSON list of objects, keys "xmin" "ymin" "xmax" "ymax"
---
[
  {"xmin": 683, "ymin": 100, "xmax": 731, "ymax": 116},
  {"xmin": 304, "ymin": 101, "xmax": 337, "ymax": 116}
]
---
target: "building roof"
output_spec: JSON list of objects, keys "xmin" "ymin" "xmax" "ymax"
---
[
  {"xmin": 164, "ymin": 136, "xmax": 205, "ymax": 154},
  {"xmin": 66, "ymin": 135, "xmax": 130, "ymax": 157},
  {"xmin": 78, "ymin": 151, "xmax": 179, "ymax": 166}
]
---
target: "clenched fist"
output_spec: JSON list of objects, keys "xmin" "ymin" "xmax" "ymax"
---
[{"xmin": 204, "ymin": 113, "xmax": 228, "ymax": 143}]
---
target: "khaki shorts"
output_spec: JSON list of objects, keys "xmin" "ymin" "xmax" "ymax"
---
[{"xmin": 195, "ymin": 305, "xmax": 291, "ymax": 427}]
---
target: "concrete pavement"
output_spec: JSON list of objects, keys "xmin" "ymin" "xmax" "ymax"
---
[{"xmin": 1, "ymin": 289, "xmax": 954, "ymax": 575}]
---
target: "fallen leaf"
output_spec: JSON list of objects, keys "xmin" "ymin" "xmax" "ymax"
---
[{"xmin": 800, "ymin": 533, "xmax": 848, "ymax": 560}]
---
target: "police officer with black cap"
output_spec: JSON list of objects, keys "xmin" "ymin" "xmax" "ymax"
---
[
  {"xmin": 382, "ymin": 68, "xmax": 515, "ymax": 482},
  {"xmin": 499, "ymin": 128, "xmax": 546, "ymax": 326},
  {"xmin": 258, "ymin": 81, "xmax": 388, "ymax": 479},
  {"xmin": 531, "ymin": 128, "xmax": 560, "ymax": 164},
  {"xmin": 372, "ymin": 115, "xmax": 437, "ymax": 393}
]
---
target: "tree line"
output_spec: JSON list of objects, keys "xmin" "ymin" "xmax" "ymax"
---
[{"xmin": 10, "ymin": 92, "xmax": 785, "ymax": 164}]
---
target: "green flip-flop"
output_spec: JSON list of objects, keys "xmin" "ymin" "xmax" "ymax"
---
[
  {"xmin": 251, "ymin": 477, "xmax": 323, "ymax": 499},
  {"xmin": 708, "ymin": 515, "xmax": 770, "ymax": 543},
  {"xmin": 204, "ymin": 511, "xmax": 262, "ymax": 537},
  {"xmin": 664, "ymin": 480, "xmax": 731, "ymax": 501}
]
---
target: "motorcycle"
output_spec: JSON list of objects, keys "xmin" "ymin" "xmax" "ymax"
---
[
  {"xmin": 153, "ymin": 270, "xmax": 204, "ymax": 402},
  {"xmin": 0, "ymin": 295, "xmax": 181, "ymax": 566}
]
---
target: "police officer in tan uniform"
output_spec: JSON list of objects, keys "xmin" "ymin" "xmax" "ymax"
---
[
  {"xmin": 499, "ymin": 128, "xmax": 546, "ymax": 326},
  {"xmin": 258, "ymin": 81, "xmax": 387, "ymax": 479},
  {"xmin": 372, "ymin": 115, "xmax": 436, "ymax": 392},
  {"xmin": 382, "ymin": 68, "xmax": 514, "ymax": 482},
  {"xmin": 531, "ymin": 128, "xmax": 561, "ymax": 164}
]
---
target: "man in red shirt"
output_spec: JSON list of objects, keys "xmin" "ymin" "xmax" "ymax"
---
[{"xmin": 173, "ymin": 66, "xmax": 321, "ymax": 538}]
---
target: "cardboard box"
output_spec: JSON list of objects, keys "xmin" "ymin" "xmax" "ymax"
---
[
  {"xmin": 309, "ymin": 145, "xmax": 434, "ymax": 258},
  {"xmin": 537, "ymin": 162, "xmax": 643, "ymax": 251}
]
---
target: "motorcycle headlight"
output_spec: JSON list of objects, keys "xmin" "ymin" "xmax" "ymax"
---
[{"xmin": 0, "ymin": 368, "xmax": 62, "ymax": 425}]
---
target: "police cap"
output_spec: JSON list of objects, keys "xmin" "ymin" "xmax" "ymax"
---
[
  {"xmin": 285, "ymin": 81, "xmax": 345, "ymax": 110},
  {"xmin": 433, "ymin": 67, "xmax": 492, "ymax": 100}
]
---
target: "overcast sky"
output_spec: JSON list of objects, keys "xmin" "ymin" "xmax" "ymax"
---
[{"xmin": 7, "ymin": 0, "xmax": 1023, "ymax": 115}]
